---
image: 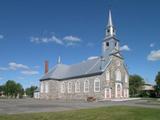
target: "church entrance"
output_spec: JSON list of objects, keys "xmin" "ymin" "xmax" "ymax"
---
[
  {"xmin": 117, "ymin": 85, "xmax": 121, "ymax": 98},
  {"xmin": 105, "ymin": 88, "xmax": 111, "ymax": 99},
  {"xmin": 115, "ymin": 83, "xmax": 122, "ymax": 98}
]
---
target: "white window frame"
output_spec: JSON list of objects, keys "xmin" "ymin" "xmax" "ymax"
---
[
  {"xmin": 75, "ymin": 81, "xmax": 80, "ymax": 93},
  {"xmin": 115, "ymin": 83, "xmax": 122, "ymax": 98},
  {"xmin": 40, "ymin": 82, "xmax": 44, "ymax": 93},
  {"xmin": 115, "ymin": 69, "xmax": 121, "ymax": 81},
  {"xmin": 105, "ymin": 88, "xmax": 111, "ymax": 99},
  {"xmin": 84, "ymin": 80, "xmax": 89, "ymax": 93},
  {"xmin": 106, "ymin": 70, "xmax": 110, "ymax": 81},
  {"xmin": 125, "ymin": 74, "xmax": 128, "ymax": 83},
  {"xmin": 94, "ymin": 78, "xmax": 100, "ymax": 92},
  {"xmin": 68, "ymin": 82, "xmax": 72, "ymax": 93},
  {"xmin": 61, "ymin": 82, "xmax": 65, "ymax": 93},
  {"xmin": 45, "ymin": 82, "xmax": 49, "ymax": 93}
]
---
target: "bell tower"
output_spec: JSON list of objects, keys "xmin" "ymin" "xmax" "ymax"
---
[{"xmin": 102, "ymin": 10, "xmax": 120, "ymax": 57}]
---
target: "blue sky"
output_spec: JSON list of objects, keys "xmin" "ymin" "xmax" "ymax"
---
[{"xmin": 0, "ymin": 0, "xmax": 160, "ymax": 88}]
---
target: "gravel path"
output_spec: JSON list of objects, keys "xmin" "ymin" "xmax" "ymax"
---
[{"xmin": 0, "ymin": 98, "xmax": 159, "ymax": 114}]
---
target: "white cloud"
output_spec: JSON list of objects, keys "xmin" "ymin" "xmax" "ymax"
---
[
  {"xmin": 0, "ymin": 67, "xmax": 8, "ymax": 71},
  {"xmin": 21, "ymin": 70, "xmax": 39, "ymax": 75},
  {"xmin": 50, "ymin": 36, "xmax": 64, "ymax": 45},
  {"xmin": 31, "ymin": 35, "xmax": 64, "ymax": 45},
  {"xmin": 30, "ymin": 37, "xmax": 40, "ymax": 43},
  {"xmin": 150, "ymin": 43, "xmax": 155, "ymax": 48},
  {"xmin": 147, "ymin": 50, "xmax": 160, "ymax": 61},
  {"xmin": 9, "ymin": 62, "xmax": 29, "ymax": 70},
  {"xmin": 88, "ymin": 56, "xmax": 99, "ymax": 60},
  {"xmin": 31, "ymin": 34, "xmax": 81, "ymax": 47},
  {"xmin": 66, "ymin": 42, "xmax": 77, "ymax": 47},
  {"xmin": 120, "ymin": 45, "xmax": 130, "ymax": 51},
  {"xmin": 0, "ymin": 34, "xmax": 4, "ymax": 39},
  {"xmin": 63, "ymin": 36, "xmax": 81, "ymax": 42},
  {"xmin": 63, "ymin": 36, "xmax": 81, "ymax": 47}
]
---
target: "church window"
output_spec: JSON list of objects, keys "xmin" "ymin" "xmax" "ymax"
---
[
  {"xmin": 115, "ymin": 69, "xmax": 121, "ymax": 81},
  {"xmin": 68, "ymin": 82, "xmax": 72, "ymax": 93},
  {"xmin": 84, "ymin": 80, "xmax": 89, "ymax": 92},
  {"xmin": 40, "ymin": 82, "xmax": 44, "ymax": 93},
  {"xmin": 106, "ymin": 70, "xmax": 110, "ymax": 81},
  {"xmin": 125, "ymin": 74, "xmax": 128, "ymax": 83},
  {"xmin": 106, "ymin": 42, "xmax": 109, "ymax": 47},
  {"xmin": 75, "ymin": 81, "xmax": 80, "ymax": 93},
  {"xmin": 45, "ymin": 82, "xmax": 49, "ymax": 93},
  {"xmin": 94, "ymin": 78, "xmax": 100, "ymax": 92},
  {"xmin": 107, "ymin": 29, "xmax": 110, "ymax": 33},
  {"xmin": 61, "ymin": 82, "xmax": 65, "ymax": 93}
]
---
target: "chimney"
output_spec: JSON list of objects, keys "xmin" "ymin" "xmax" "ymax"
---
[{"xmin": 44, "ymin": 60, "xmax": 49, "ymax": 74}]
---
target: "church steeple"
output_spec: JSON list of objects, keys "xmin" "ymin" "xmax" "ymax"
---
[
  {"xmin": 57, "ymin": 56, "xmax": 61, "ymax": 64},
  {"xmin": 105, "ymin": 10, "xmax": 116, "ymax": 37},
  {"xmin": 102, "ymin": 10, "xmax": 120, "ymax": 57}
]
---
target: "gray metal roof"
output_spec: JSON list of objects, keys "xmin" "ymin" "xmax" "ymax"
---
[{"xmin": 40, "ymin": 56, "xmax": 111, "ymax": 81}]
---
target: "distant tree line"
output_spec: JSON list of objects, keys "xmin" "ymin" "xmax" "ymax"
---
[{"xmin": 0, "ymin": 80, "xmax": 37, "ymax": 98}]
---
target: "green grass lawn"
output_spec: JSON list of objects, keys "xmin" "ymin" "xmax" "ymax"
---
[{"xmin": 0, "ymin": 106, "xmax": 160, "ymax": 120}]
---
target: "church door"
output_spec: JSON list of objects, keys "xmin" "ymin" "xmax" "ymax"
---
[
  {"xmin": 116, "ymin": 84, "xmax": 122, "ymax": 98},
  {"xmin": 105, "ymin": 88, "xmax": 111, "ymax": 99}
]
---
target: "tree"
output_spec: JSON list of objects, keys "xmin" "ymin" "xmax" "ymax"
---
[
  {"xmin": 4, "ymin": 80, "xmax": 17, "ymax": 97},
  {"xmin": 0, "ymin": 85, "xmax": 4, "ymax": 92},
  {"xmin": 25, "ymin": 86, "xmax": 37, "ymax": 97},
  {"xmin": 3, "ymin": 80, "xmax": 24, "ymax": 98},
  {"xmin": 0, "ymin": 85, "xmax": 5, "ymax": 96},
  {"xmin": 129, "ymin": 75, "xmax": 145, "ymax": 97},
  {"xmin": 15, "ymin": 83, "xmax": 24, "ymax": 98},
  {"xmin": 155, "ymin": 72, "xmax": 160, "ymax": 86},
  {"xmin": 155, "ymin": 72, "xmax": 160, "ymax": 97}
]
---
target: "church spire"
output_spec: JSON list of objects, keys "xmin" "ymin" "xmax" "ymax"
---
[
  {"xmin": 102, "ymin": 10, "xmax": 120, "ymax": 57},
  {"xmin": 107, "ymin": 10, "xmax": 113, "ymax": 27},
  {"xmin": 57, "ymin": 56, "xmax": 61, "ymax": 64},
  {"xmin": 105, "ymin": 10, "xmax": 116, "ymax": 37}
]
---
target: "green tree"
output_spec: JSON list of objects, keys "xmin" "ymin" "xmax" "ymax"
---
[
  {"xmin": 155, "ymin": 72, "xmax": 160, "ymax": 97},
  {"xmin": 0, "ymin": 85, "xmax": 4, "ymax": 92},
  {"xmin": 25, "ymin": 86, "xmax": 37, "ymax": 97},
  {"xmin": 4, "ymin": 80, "xmax": 17, "ymax": 97},
  {"xmin": 0, "ymin": 85, "xmax": 5, "ymax": 96},
  {"xmin": 4, "ymin": 80, "xmax": 24, "ymax": 98},
  {"xmin": 129, "ymin": 75, "xmax": 145, "ymax": 97},
  {"xmin": 15, "ymin": 83, "xmax": 24, "ymax": 98}
]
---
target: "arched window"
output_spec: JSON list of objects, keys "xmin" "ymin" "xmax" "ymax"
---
[
  {"xmin": 75, "ymin": 81, "xmax": 80, "ymax": 93},
  {"xmin": 68, "ymin": 82, "xmax": 72, "ymax": 93},
  {"xmin": 84, "ymin": 80, "xmax": 89, "ymax": 92},
  {"xmin": 125, "ymin": 74, "xmax": 128, "ymax": 83},
  {"xmin": 61, "ymin": 82, "xmax": 65, "ymax": 93},
  {"xmin": 106, "ymin": 70, "xmax": 110, "ymax": 81},
  {"xmin": 115, "ymin": 69, "xmax": 121, "ymax": 81},
  {"xmin": 40, "ymin": 82, "xmax": 44, "ymax": 93},
  {"xmin": 94, "ymin": 78, "xmax": 100, "ymax": 92},
  {"xmin": 106, "ymin": 42, "xmax": 109, "ymax": 47},
  {"xmin": 45, "ymin": 82, "xmax": 49, "ymax": 93}
]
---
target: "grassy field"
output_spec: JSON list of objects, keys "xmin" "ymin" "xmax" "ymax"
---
[{"xmin": 0, "ymin": 106, "xmax": 160, "ymax": 120}]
